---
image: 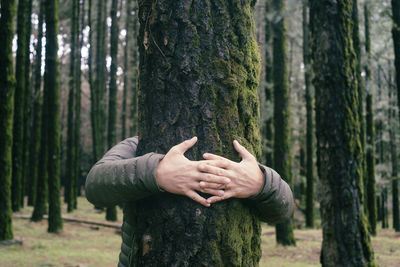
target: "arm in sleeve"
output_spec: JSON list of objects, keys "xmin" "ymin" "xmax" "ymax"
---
[
  {"xmin": 85, "ymin": 137, "xmax": 165, "ymax": 207},
  {"xmin": 248, "ymin": 164, "xmax": 295, "ymax": 224}
]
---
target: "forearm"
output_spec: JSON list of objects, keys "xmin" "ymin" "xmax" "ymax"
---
[
  {"xmin": 85, "ymin": 137, "xmax": 164, "ymax": 207},
  {"xmin": 249, "ymin": 165, "xmax": 294, "ymax": 224}
]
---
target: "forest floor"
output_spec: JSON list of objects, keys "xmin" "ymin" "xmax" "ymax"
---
[{"xmin": 1, "ymin": 197, "xmax": 400, "ymax": 267}]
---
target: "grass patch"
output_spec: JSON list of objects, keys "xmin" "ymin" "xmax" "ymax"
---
[{"xmin": 1, "ymin": 197, "xmax": 399, "ymax": 266}]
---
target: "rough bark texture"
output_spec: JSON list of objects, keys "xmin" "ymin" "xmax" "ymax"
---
[
  {"xmin": 264, "ymin": 0, "xmax": 273, "ymax": 167},
  {"xmin": 106, "ymin": 0, "xmax": 120, "ymax": 222},
  {"xmin": 364, "ymin": 2, "xmax": 377, "ymax": 236},
  {"xmin": 0, "ymin": 0, "xmax": 17, "ymax": 241},
  {"xmin": 272, "ymin": 0, "xmax": 295, "ymax": 246},
  {"xmin": 28, "ymin": 0, "xmax": 44, "ymax": 207},
  {"xmin": 303, "ymin": 0, "xmax": 314, "ymax": 229},
  {"xmin": 12, "ymin": 0, "xmax": 29, "ymax": 212},
  {"xmin": 133, "ymin": 0, "xmax": 262, "ymax": 265},
  {"xmin": 45, "ymin": 0, "xmax": 63, "ymax": 233},
  {"xmin": 310, "ymin": 0, "xmax": 375, "ymax": 266}
]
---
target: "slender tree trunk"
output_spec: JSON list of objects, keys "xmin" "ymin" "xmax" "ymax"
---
[
  {"xmin": 66, "ymin": 0, "xmax": 79, "ymax": 211},
  {"xmin": 310, "ymin": 1, "xmax": 375, "ymax": 265},
  {"xmin": 392, "ymin": 0, "xmax": 400, "ymax": 121},
  {"xmin": 273, "ymin": 0, "xmax": 296, "ymax": 246},
  {"xmin": 12, "ymin": 0, "xmax": 29, "ymax": 212},
  {"xmin": 45, "ymin": 0, "xmax": 63, "ymax": 233},
  {"xmin": 364, "ymin": 1, "xmax": 377, "ymax": 236},
  {"xmin": 0, "ymin": 0, "xmax": 17, "ymax": 241},
  {"xmin": 133, "ymin": 0, "xmax": 262, "ymax": 265},
  {"xmin": 106, "ymin": 0, "xmax": 120, "ymax": 222},
  {"xmin": 264, "ymin": 0, "xmax": 273, "ymax": 167},
  {"xmin": 28, "ymin": 0, "xmax": 44, "ymax": 207},
  {"xmin": 121, "ymin": 0, "xmax": 131, "ymax": 140},
  {"xmin": 382, "ymin": 188, "xmax": 388, "ymax": 229},
  {"xmin": 303, "ymin": 0, "xmax": 314, "ymax": 228},
  {"xmin": 21, "ymin": 0, "xmax": 33, "ymax": 207},
  {"xmin": 129, "ymin": 0, "xmax": 138, "ymax": 137}
]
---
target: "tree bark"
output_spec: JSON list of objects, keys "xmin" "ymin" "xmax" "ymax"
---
[
  {"xmin": 303, "ymin": 0, "xmax": 314, "ymax": 229},
  {"xmin": 129, "ymin": 0, "xmax": 139, "ymax": 137},
  {"xmin": 310, "ymin": 0, "xmax": 375, "ymax": 265},
  {"xmin": 121, "ymin": 0, "xmax": 131, "ymax": 140},
  {"xmin": 45, "ymin": 0, "xmax": 63, "ymax": 233},
  {"xmin": 132, "ymin": 0, "xmax": 262, "ymax": 265},
  {"xmin": 273, "ymin": 0, "xmax": 296, "ymax": 246},
  {"xmin": 392, "ymin": 0, "xmax": 400, "ymax": 121},
  {"xmin": 0, "ymin": 0, "xmax": 17, "ymax": 241}
]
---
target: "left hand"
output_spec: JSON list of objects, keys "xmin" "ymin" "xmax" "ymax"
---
[{"xmin": 199, "ymin": 140, "xmax": 264, "ymax": 204}]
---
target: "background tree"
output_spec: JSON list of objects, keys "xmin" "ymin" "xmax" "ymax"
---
[
  {"xmin": 303, "ymin": 0, "xmax": 314, "ymax": 228},
  {"xmin": 45, "ymin": 0, "xmax": 63, "ymax": 233},
  {"xmin": 133, "ymin": 0, "xmax": 262, "ymax": 264},
  {"xmin": 106, "ymin": 0, "xmax": 120, "ymax": 222},
  {"xmin": 273, "ymin": 0, "xmax": 296, "ymax": 246},
  {"xmin": 12, "ymin": 0, "xmax": 30, "ymax": 211},
  {"xmin": 121, "ymin": 0, "xmax": 131, "ymax": 140},
  {"xmin": 364, "ymin": 1, "xmax": 377, "ymax": 236},
  {"xmin": 129, "ymin": 0, "xmax": 139, "ymax": 137},
  {"xmin": 0, "ymin": 0, "xmax": 17, "ymax": 241},
  {"xmin": 310, "ymin": 0, "xmax": 375, "ymax": 265}
]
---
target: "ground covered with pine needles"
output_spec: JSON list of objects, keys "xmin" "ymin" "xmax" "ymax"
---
[{"xmin": 0, "ymin": 197, "xmax": 399, "ymax": 266}]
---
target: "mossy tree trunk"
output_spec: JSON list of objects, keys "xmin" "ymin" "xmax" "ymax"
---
[
  {"xmin": 303, "ymin": 0, "xmax": 314, "ymax": 229},
  {"xmin": 264, "ymin": 0, "xmax": 274, "ymax": 167},
  {"xmin": 129, "ymin": 0, "xmax": 139, "ymax": 137},
  {"xmin": 65, "ymin": 0, "xmax": 79, "ymax": 212},
  {"xmin": 272, "ymin": 0, "xmax": 296, "ymax": 246},
  {"xmin": 45, "ymin": 0, "xmax": 63, "ymax": 233},
  {"xmin": 364, "ymin": 1, "xmax": 377, "ymax": 236},
  {"xmin": 28, "ymin": 0, "xmax": 44, "ymax": 207},
  {"xmin": 12, "ymin": 0, "xmax": 29, "ymax": 212},
  {"xmin": 106, "ymin": 0, "xmax": 120, "ymax": 222},
  {"xmin": 0, "ymin": 0, "xmax": 17, "ymax": 241},
  {"xmin": 310, "ymin": 0, "xmax": 375, "ymax": 265},
  {"xmin": 133, "ymin": 0, "xmax": 262, "ymax": 265}
]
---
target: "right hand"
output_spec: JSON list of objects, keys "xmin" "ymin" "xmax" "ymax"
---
[{"xmin": 156, "ymin": 137, "xmax": 231, "ymax": 207}]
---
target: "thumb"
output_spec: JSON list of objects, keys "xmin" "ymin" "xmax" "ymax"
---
[
  {"xmin": 233, "ymin": 140, "xmax": 254, "ymax": 160},
  {"xmin": 173, "ymin": 136, "xmax": 198, "ymax": 154}
]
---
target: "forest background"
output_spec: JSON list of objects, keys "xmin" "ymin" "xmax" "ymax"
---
[{"xmin": 0, "ymin": 0, "xmax": 400, "ymax": 266}]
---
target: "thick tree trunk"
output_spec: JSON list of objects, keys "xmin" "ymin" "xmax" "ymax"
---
[
  {"xmin": 392, "ymin": 0, "xmax": 400, "ymax": 121},
  {"xmin": 133, "ymin": 0, "xmax": 262, "ymax": 265},
  {"xmin": 310, "ymin": 0, "xmax": 375, "ymax": 266},
  {"xmin": 12, "ymin": 0, "xmax": 29, "ymax": 212},
  {"xmin": 264, "ymin": 0, "xmax": 274, "ymax": 167},
  {"xmin": 106, "ymin": 0, "xmax": 120, "ymax": 222},
  {"xmin": 364, "ymin": 2, "xmax": 377, "ymax": 236},
  {"xmin": 0, "ymin": 0, "xmax": 17, "ymax": 241},
  {"xmin": 121, "ymin": 0, "xmax": 131, "ymax": 140},
  {"xmin": 303, "ymin": 0, "xmax": 314, "ymax": 229},
  {"xmin": 129, "ymin": 0, "xmax": 139, "ymax": 137},
  {"xmin": 273, "ymin": 0, "xmax": 295, "ymax": 246},
  {"xmin": 45, "ymin": 0, "xmax": 63, "ymax": 233}
]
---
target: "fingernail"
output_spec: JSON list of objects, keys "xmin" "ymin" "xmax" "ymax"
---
[
  {"xmin": 224, "ymin": 178, "xmax": 231, "ymax": 183},
  {"xmin": 199, "ymin": 181, "xmax": 205, "ymax": 187},
  {"xmin": 219, "ymin": 190, "xmax": 224, "ymax": 196}
]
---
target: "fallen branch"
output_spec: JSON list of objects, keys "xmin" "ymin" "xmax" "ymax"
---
[{"xmin": 13, "ymin": 214, "xmax": 122, "ymax": 229}]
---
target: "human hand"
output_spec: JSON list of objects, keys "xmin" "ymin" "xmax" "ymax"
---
[
  {"xmin": 199, "ymin": 140, "xmax": 264, "ymax": 204},
  {"xmin": 156, "ymin": 137, "xmax": 231, "ymax": 207}
]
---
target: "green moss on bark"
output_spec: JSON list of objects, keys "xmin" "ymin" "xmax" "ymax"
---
[
  {"xmin": 133, "ymin": 0, "xmax": 262, "ymax": 265},
  {"xmin": 0, "ymin": 0, "xmax": 17, "ymax": 241}
]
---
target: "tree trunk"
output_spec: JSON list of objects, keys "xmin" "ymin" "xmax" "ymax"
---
[
  {"xmin": 129, "ymin": 0, "xmax": 139, "ymax": 137},
  {"xmin": 45, "ymin": 0, "xmax": 63, "ymax": 233},
  {"xmin": 310, "ymin": 0, "xmax": 375, "ymax": 265},
  {"xmin": 132, "ymin": 0, "xmax": 262, "ymax": 265},
  {"xmin": 382, "ymin": 188, "xmax": 388, "ymax": 229},
  {"xmin": 272, "ymin": 0, "xmax": 295, "ymax": 246},
  {"xmin": 65, "ymin": 0, "xmax": 79, "ymax": 212},
  {"xmin": 303, "ymin": 0, "xmax": 314, "ymax": 229},
  {"xmin": 121, "ymin": 0, "xmax": 131, "ymax": 140},
  {"xmin": 28, "ymin": 0, "xmax": 44, "ymax": 207},
  {"xmin": 0, "ymin": 0, "xmax": 17, "ymax": 241},
  {"xmin": 12, "ymin": 0, "xmax": 30, "ymax": 212},
  {"xmin": 364, "ymin": 1, "xmax": 377, "ymax": 236},
  {"xmin": 392, "ymin": 0, "xmax": 400, "ymax": 121},
  {"xmin": 106, "ymin": 0, "xmax": 120, "ymax": 222},
  {"xmin": 264, "ymin": 0, "xmax": 274, "ymax": 167}
]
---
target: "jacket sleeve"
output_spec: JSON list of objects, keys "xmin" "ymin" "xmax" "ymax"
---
[
  {"xmin": 248, "ymin": 164, "xmax": 295, "ymax": 224},
  {"xmin": 85, "ymin": 136, "xmax": 165, "ymax": 207}
]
